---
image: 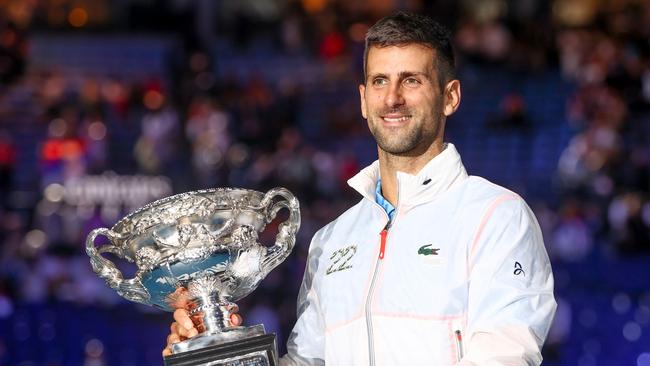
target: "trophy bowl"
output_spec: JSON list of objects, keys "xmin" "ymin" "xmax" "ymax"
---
[{"xmin": 85, "ymin": 187, "xmax": 300, "ymax": 365}]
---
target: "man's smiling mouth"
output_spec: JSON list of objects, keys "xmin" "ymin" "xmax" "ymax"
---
[{"xmin": 382, "ymin": 115, "xmax": 411, "ymax": 123}]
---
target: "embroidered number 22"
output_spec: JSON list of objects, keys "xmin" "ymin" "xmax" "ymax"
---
[{"xmin": 326, "ymin": 245, "xmax": 357, "ymax": 275}]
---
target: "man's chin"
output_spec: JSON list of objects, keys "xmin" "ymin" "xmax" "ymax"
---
[{"xmin": 376, "ymin": 141, "xmax": 417, "ymax": 155}]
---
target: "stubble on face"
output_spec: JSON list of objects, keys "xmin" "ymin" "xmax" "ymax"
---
[{"xmin": 367, "ymin": 98, "xmax": 443, "ymax": 157}]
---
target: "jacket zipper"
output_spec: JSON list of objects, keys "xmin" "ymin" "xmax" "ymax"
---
[
  {"xmin": 454, "ymin": 329, "xmax": 464, "ymax": 362},
  {"xmin": 366, "ymin": 225, "xmax": 389, "ymax": 366},
  {"xmin": 378, "ymin": 229, "xmax": 388, "ymax": 259}
]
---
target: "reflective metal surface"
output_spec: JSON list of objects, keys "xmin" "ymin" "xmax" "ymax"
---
[{"xmin": 86, "ymin": 187, "xmax": 300, "ymax": 340}]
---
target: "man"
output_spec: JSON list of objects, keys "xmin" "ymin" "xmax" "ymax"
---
[{"xmin": 164, "ymin": 12, "xmax": 556, "ymax": 365}]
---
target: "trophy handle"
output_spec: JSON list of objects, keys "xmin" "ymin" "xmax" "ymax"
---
[
  {"xmin": 86, "ymin": 228, "xmax": 150, "ymax": 304},
  {"xmin": 259, "ymin": 187, "xmax": 300, "ymax": 274}
]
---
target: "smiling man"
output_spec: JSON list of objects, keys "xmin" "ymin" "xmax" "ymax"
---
[{"xmin": 165, "ymin": 12, "xmax": 556, "ymax": 366}]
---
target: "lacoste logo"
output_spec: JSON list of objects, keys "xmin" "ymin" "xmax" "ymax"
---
[{"xmin": 418, "ymin": 244, "xmax": 440, "ymax": 256}]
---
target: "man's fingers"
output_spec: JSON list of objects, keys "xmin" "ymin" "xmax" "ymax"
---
[
  {"xmin": 178, "ymin": 325, "xmax": 198, "ymax": 338},
  {"xmin": 226, "ymin": 304, "xmax": 239, "ymax": 313},
  {"xmin": 225, "ymin": 303, "xmax": 241, "ymax": 326},
  {"xmin": 170, "ymin": 287, "xmax": 191, "ymax": 309},
  {"xmin": 170, "ymin": 322, "xmax": 196, "ymax": 340},
  {"xmin": 230, "ymin": 313, "xmax": 243, "ymax": 326},
  {"xmin": 164, "ymin": 324, "xmax": 183, "ymax": 357},
  {"xmin": 190, "ymin": 313, "xmax": 205, "ymax": 327},
  {"xmin": 170, "ymin": 322, "xmax": 186, "ymax": 338},
  {"xmin": 167, "ymin": 332, "xmax": 181, "ymax": 346},
  {"xmin": 173, "ymin": 308, "xmax": 195, "ymax": 331}
]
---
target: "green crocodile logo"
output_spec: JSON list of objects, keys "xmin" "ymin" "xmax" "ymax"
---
[{"xmin": 418, "ymin": 244, "xmax": 440, "ymax": 256}]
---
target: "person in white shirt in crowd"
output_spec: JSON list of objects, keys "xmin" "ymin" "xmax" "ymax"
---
[{"xmin": 164, "ymin": 12, "xmax": 556, "ymax": 365}]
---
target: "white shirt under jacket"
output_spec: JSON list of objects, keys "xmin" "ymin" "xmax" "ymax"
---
[{"xmin": 280, "ymin": 143, "xmax": 557, "ymax": 366}]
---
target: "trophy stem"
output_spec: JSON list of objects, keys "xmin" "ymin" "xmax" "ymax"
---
[{"xmin": 192, "ymin": 293, "xmax": 234, "ymax": 334}]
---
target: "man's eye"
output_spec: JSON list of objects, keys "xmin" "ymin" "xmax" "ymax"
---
[
  {"xmin": 404, "ymin": 78, "xmax": 420, "ymax": 85},
  {"xmin": 372, "ymin": 78, "xmax": 388, "ymax": 86}
]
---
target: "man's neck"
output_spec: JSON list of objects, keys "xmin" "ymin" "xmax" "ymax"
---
[{"xmin": 378, "ymin": 141, "xmax": 444, "ymax": 207}]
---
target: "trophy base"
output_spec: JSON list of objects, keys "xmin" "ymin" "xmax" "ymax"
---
[{"xmin": 165, "ymin": 326, "xmax": 277, "ymax": 366}]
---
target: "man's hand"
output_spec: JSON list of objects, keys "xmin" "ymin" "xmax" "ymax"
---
[
  {"xmin": 162, "ymin": 289, "xmax": 243, "ymax": 357},
  {"xmin": 161, "ymin": 308, "xmax": 200, "ymax": 357}
]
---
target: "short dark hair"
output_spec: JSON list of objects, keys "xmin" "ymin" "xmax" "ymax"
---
[{"xmin": 363, "ymin": 12, "xmax": 456, "ymax": 88}]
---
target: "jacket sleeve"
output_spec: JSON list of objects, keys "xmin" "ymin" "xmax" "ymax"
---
[
  {"xmin": 459, "ymin": 196, "xmax": 557, "ymax": 366},
  {"xmin": 279, "ymin": 241, "xmax": 326, "ymax": 366}
]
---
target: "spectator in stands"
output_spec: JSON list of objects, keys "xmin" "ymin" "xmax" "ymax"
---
[
  {"xmin": 0, "ymin": 130, "xmax": 15, "ymax": 206},
  {"xmin": 134, "ymin": 81, "xmax": 181, "ymax": 174},
  {"xmin": 608, "ymin": 191, "xmax": 650, "ymax": 254},
  {"xmin": 185, "ymin": 96, "xmax": 232, "ymax": 187},
  {"xmin": 487, "ymin": 93, "xmax": 531, "ymax": 130},
  {"xmin": 0, "ymin": 17, "xmax": 26, "ymax": 85}
]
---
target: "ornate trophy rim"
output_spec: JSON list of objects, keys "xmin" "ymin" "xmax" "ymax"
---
[
  {"xmin": 86, "ymin": 186, "xmax": 300, "ymax": 311},
  {"xmin": 112, "ymin": 187, "xmax": 263, "ymax": 230}
]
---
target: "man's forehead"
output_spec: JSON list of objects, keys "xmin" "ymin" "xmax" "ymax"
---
[{"xmin": 366, "ymin": 44, "xmax": 437, "ymax": 75}]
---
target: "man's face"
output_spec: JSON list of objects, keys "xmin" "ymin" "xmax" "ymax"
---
[{"xmin": 359, "ymin": 44, "xmax": 451, "ymax": 156}]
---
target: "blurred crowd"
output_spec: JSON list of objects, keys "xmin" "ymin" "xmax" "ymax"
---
[
  {"xmin": 556, "ymin": 17, "xmax": 650, "ymax": 257},
  {"xmin": 0, "ymin": 0, "xmax": 649, "ymax": 364}
]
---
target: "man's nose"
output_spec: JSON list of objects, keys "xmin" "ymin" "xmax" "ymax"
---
[{"xmin": 385, "ymin": 83, "xmax": 405, "ymax": 108}]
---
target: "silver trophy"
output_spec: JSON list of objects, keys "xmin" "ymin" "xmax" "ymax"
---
[{"xmin": 85, "ymin": 187, "xmax": 300, "ymax": 366}]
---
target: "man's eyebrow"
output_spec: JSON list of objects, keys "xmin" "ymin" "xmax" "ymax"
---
[
  {"xmin": 367, "ymin": 71, "xmax": 432, "ymax": 80},
  {"xmin": 398, "ymin": 71, "xmax": 431, "ymax": 80},
  {"xmin": 367, "ymin": 72, "xmax": 388, "ymax": 80}
]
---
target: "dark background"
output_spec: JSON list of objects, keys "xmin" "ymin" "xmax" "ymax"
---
[{"xmin": 0, "ymin": 0, "xmax": 649, "ymax": 365}]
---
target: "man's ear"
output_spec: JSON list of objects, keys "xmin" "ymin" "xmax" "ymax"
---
[
  {"xmin": 443, "ymin": 79, "xmax": 461, "ymax": 117},
  {"xmin": 359, "ymin": 83, "xmax": 367, "ymax": 119}
]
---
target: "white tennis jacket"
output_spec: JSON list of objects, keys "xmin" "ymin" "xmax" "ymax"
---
[{"xmin": 280, "ymin": 144, "xmax": 556, "ymax": 365}]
